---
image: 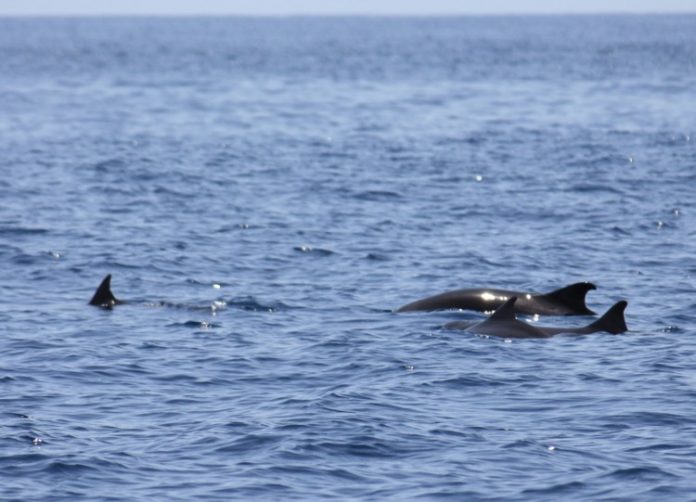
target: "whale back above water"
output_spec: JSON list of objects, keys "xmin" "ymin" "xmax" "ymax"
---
[
  {"xmin": 444, "ymin": 296, "xmax": 628, "ymax": 338},
  {"xmin": 88, "ymin": 274, "xmax": 121, "ymax": 308},
  {"xmin": 396, "ymin": 282, "xmax": 597, "ymax": 316}
]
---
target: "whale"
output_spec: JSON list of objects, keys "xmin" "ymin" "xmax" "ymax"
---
[
  {"xmin": 88, "ymin": 274, "xmax": 122, "ymax": 308},
  {"xmin": 444, "ymin": 296, "xmax": 627, "ymax": 338},
  {"xmin": 87, "ymin": 274, "xmax": 276, "ymax": 314},
  {"xmin": 396, "ymin": 282, "xmax": 597, "ymax": 316}
]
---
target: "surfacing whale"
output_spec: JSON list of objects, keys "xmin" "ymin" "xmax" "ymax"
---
[
  {"xmin": 396, "ymin": 282, "xmax": 597, "ymax": 316},
  {"xmin": 444, "ymin": 296, "xmax": 627, "ymax": 339},
  {"xmin": 87, "ymin": 274, "xmax": 278, "ymax": 313},
  {"xmin": 89, "ymin": 274, "xmax": 123, "ymax": 308}
]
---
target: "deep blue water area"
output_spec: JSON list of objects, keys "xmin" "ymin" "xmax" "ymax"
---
[{"xmin": 1, "ymin": 15, "xmax": 696, "ymax": 501}]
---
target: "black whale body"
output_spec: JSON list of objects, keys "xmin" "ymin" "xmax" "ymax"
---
[
  {"xmin": 396, "ymin": 282, "xmax": 597, "ymax": 316},
  {"xmin": 444, "ymin": 296, "xmax": 628, "ymax": 338}
]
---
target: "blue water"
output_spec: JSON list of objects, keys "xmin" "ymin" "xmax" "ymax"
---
[{"xmin": 1, "ymin": 15, "xmax": 696, "ymax": 500}]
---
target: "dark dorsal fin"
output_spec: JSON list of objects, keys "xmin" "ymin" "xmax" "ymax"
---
[
  {"xmin": 89, "ymin": 274, "xmax": 118, "ymax": 307},
  {"xmin": 488, "ymin": 296, "xmax": 517, "ymax": 321},
  {"xmin": 542, "ymin": 282, "xmax": 597, "ymax": 315},
  {"xmin": 588, "ymin": 301, "xmax": 628, "ymax": 334}
]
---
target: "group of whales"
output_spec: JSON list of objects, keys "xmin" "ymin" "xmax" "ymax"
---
[
  {"xmin": 396, "ymin": 282, "xmax": 628, "ymax": 338},
  {"xmin": 89, "ymin": 275, "xmax": 627, "ymax": 339}
]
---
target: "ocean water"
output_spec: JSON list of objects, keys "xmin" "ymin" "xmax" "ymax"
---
[{"xmin": 1, "ymin": 15, "xmax": 696, "ymax": 500}]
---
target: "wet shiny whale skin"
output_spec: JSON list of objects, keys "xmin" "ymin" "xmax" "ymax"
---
[
  {"xmin": 444, "ymin": 296, "xmax": 628, "ymax": 338},
  {"xmin": 396, "ymin": 282, "xmax": 597, "ymax": 316}
]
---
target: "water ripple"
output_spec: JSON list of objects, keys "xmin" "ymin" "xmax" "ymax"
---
[{"xmin": 2, "ymin": 15, "xmax": 696, "ymax": 502}]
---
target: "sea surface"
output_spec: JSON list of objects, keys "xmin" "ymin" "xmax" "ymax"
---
[{"xmin": 1, "ymin": 15, "xmax": 696, "ymax": 501}]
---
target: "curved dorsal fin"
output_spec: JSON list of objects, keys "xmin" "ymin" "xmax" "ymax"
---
[
  {"xmin": 542, "ymin": 282, "xmax": 597, "ymax": 314},
  {"xmin": 89, "ymin": 274, "xmax": 118, "ymax": 307},
  {"xmin": 588, "ymin": 300, "xmax": 628, "ymax": 334},
  {"xmin": 489, "ymin": 296, "xmax": 517, "ymax": 320}
]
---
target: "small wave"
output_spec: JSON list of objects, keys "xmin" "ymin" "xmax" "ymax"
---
[
  {"xmin": 204, "ymin": 152, "xmax": 242, "ymax": 167},
  {"xmin": 602, "ymin": 411, "xmax": 690, "ymax": 427},
  {"xmin": 10, "ymin": 252, "xmax": 40, "ymax": 265},
  {"xmin": 208, "ymin": 296, "xmax": 290, "ymax": 312},
  {"xmin": 502, "ymin": 439, "xmax": 538, "ymax": 449},
  {"xmin": 324, "ymin": 467, "xmax": 370, "ymax": 482},
  {"xmin": 44, "ymin": 461, "xmax": 99, "ymax": 474},
  {"xmin": 660, "ymin": 325, "xmax": 682, "ymax": 334},
  {"xmin": 600, "ymin": 465, "xmax": 677, "ymax": 481},
  {"xmin": 0, "ymin": 244, "xmax": 23, "ymax": 256},
  {"xmin": 215, "ymin": 433, "xmax": 282, "ymax": 454},
  {"xmin": 308, "ymin": 439, "xmax": 399, "ymax": 459},
  {"xmin": 9, "ymin": 339, "xmax": 63, "ymax": 351},
  {"xmin": 92, "ymin": 158, "xmax": 126, "ymax": 172},
  {"xmin": 364, "ymin": 252, "xmax": 390, "ymax": 261},
  {"xmin": 522, "ymin": 481, "xmax": 587, "ymax": 497},
  {"xmin": 578, "ymin": 372, "xmax": 621, "ymax": 383},
  {"xmin": 151, "ymin": 373, "xmax": 199, "ymax": 384},
  {"xmin": 215, "ymin": 223, "xmax": 253, "ymax": 233},
  {"xmin": 167, "ymin": 320, "xmax": 221, "ymax": 329},
  {"xmin": 294, "ymin": 245, "xmax": 335, "ymax": 256},
  {"xmin": 0, "ymin": 226, "xmax": 48, "ymax": 236},
  {"xmin": 152, "ymin": 185, "xmax": 190, "ymax": 197},
  {"xmin": 353, "ymin": 190, "xmax": 402, "ymax": 201},
  {"xmin": 638, "ymin": 220, "xmax": 674, "ymax": 231},
  {"xmin": 139, "ymin": 341, "xmax": 167, "ymax": 350},
  {"xmin": 428, "ymin": 427, "xmax": 479, "ymax": 439},
  {"xmin": 184, "ymin": 278, "xmax": 229, "ymax": 287},
  {"xmin": 433, "ymin": 375, "xmax": 505, "ymax": 388},
  {"xmin": 568, "ymin": 183, "xmax": 625, "ymax": 195},
  {"xmin": 317, "ymin": 150, "xmax": 356, "ymax": 160},
  {"xmin": 627, "ymin": 443, "xmax": 688, "ymax": 453},
  {"xmin": 0, "ymin": 453, "xmax": 47, "ymax": 466},
  {"xmin": 611, "ymin": 226, "xmax": 631, "ymax": 235},
  {"xmin": 151, "ymin": 300, "xmax": 230, "ymax": 313}
]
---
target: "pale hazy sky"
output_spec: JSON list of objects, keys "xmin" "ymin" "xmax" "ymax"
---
[{"xmin": 1, "ymin": 0, "xmax": 696, "ymax": 16}]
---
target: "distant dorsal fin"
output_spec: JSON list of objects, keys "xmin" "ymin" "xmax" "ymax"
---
[
  {"xmin": 89, "ymin": 274, "xmax": 118, "ymax": 307},
  {"xmin": 588, "ymin": 300, "xmax": 628, "ymax": 334},
  {"xmin": 543, "ymin": 282, "xmax": 597, "ymax": 315},
  {"xmin": 488, "ymin": 296, "xmax": 517, "ymax": 320}
]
